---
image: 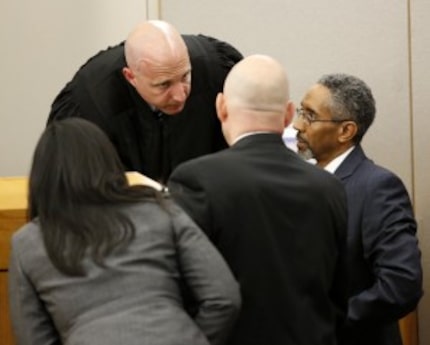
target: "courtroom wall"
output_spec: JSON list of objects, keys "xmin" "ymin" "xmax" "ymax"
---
[{"xmin": 0, "ymin": 0, "xmax": 151, "ymax": 176}]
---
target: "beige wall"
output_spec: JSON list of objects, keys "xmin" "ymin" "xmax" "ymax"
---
[
  {"xmin": 0, "ymin": 0, "xmax": 154, "ymax": 176},
  {"xmin": 1, "ymin": 0, "xmax": 429, "ymax": 343}
]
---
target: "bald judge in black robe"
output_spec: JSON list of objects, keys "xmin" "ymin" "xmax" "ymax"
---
[{"xmin": 47, "ymin": 35, "xmax": 243, "ymax": 183}]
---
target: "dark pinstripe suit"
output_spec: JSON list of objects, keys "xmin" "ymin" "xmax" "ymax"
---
[{"xmin": 334, "ymin": 145, "xmax": 422, "ymax": 345}]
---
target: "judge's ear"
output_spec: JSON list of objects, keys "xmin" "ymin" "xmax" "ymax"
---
[
  {"xmin": 216, "ymin": 92, "xmax": 228, "ymax": 123},
  {"xmin": 284, "ymin": 101, "xmax": 295, "ymax": 127},
  {"xmin": 122, "ymin": 67, "xmax": 136, "ymax": 88},
  {"xmin": 338, "ymin": 121, "xmax": 358, "ymax": 143}
]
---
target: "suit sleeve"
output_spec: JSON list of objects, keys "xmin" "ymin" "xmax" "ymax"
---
[
  {"xmin": 326, "ymin": 181, "xmax": 350, "ymax": 342},
  {"xmin": 348, "ymin": 172, "xmax": 423, "ymax": 323},
  {"xmin": 168, "ymin": 164, "xmax": 218, "ymax": 240},
  {"xmin": 171, "ymin": 204, "xmax": 241, "ymax": 345},
  {"xmin": 8, "ymin": 238, "xmax": 61, "ymax": 345}
]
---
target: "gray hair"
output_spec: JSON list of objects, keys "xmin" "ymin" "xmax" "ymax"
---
[{"xmin": 318, "ymin": 73, "xmax": 376, "ymax": 144}]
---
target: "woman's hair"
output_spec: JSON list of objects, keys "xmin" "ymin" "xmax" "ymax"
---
[{"xmin": 28, "ymin": 118, "xmax": 163, "ymax": 276}]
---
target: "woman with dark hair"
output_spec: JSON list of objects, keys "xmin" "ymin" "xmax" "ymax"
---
[{"xmin": 8, "ymin": 118, "xmax": 240, "ymax": 345}]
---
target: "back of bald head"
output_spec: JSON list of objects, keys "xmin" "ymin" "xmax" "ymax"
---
[
  {"xmin": 124, "ymin": 20, "xmax": 187, "ymax": 71},
  {"xmin": 223, "ymin": 54, "xmax": 290, "ymax": 114}
]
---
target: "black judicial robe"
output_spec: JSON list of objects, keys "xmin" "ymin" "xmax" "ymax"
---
[{"xmin": 47, "ymin": 35, "xmax": 243, "ymax": 183}]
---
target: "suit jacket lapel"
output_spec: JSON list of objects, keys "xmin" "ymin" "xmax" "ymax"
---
[{"xmin": 334, "ymin": 145, "xmax": 367, "ymax": 182}]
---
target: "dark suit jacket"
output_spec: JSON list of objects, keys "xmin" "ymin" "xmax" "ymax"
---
[
  {"xmin": 334, "ymin": 145, "xmax": 423, "ymax": 345},
  {"xmin": 169, "ymin": 133, "xmax": 349, "ymax": 345},
  {"xmin": 47, "ymin": 35, "xmax": 243, "ymax": 183}
]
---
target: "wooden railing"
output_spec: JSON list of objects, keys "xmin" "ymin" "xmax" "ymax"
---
[{"xmin": 0, "ymin": 177, "xmax": 27, "ymax": 345}]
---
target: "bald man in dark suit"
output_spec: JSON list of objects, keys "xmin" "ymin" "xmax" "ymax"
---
[{"xmin": 169, "ymin": 55, "xmax": 349, "ymax": 345}]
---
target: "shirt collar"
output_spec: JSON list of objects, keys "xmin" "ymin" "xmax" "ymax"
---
[
  {"xmin": 324, "ymin": 146, "xmax": 355, "ymax": 174},
  {"xmin": 232, "ymin": 131, "xmax": 275, "ymax": 145}
]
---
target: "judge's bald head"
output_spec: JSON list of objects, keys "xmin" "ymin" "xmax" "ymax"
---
[
  {"xmin": 122, "ymin": 20, "xmax": 191, "ymax": 115},
  {"xmin": 124, "ymin": 20, "xmax": 188, "ymax": 71}
]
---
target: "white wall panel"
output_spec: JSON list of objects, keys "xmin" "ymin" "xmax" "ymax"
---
[
  {"xmin": 0, "ymin": 0, "xmax": 148, "ymax": 175},
  {"xmin": 411, "ymin": 0, "xmax": 430, "ymax": 343}
]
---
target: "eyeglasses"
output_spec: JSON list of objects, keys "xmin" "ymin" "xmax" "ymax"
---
[{"xmin": 296, "ymin": 107, "xmax": 348, "ymax": 126}]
